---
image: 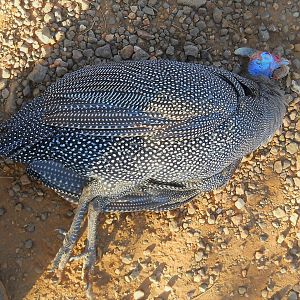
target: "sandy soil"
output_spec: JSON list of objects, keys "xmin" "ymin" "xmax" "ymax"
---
[{"xmin": 0, "ymin": 0, "xmax": 300, "ymax": 300}]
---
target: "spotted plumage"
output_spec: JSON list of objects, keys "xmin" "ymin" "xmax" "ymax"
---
[
  {"xmin": 0, "ymin": 58, "xmax": 288, "ymax": 294},
  {"xmin": 0, "ymin": 60, "xmax": 286, "ymax": 209}
]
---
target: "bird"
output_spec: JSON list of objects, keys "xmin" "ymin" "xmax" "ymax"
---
[{"xmin": 0, "ymin": 47, "xmax": 290, "ymax": 298}]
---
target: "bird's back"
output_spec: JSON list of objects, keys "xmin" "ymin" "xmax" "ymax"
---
[{"xmin": 0, "ymin": 60, "xmax": 286, "ymax": 209}]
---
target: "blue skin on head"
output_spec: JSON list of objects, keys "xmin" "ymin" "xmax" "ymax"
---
[{"xmin": 248, "ymin": 52, "xmax": 282, "ymax": 78}]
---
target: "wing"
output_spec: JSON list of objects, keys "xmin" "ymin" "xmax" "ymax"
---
[{"xmin": 42, "ymin": 60, "xmax": 257, "ymax": 138}]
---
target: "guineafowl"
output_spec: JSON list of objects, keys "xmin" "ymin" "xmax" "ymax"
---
[{"xmin": 0, "ymin": 47, "xmax": 289, "ymax": 297}]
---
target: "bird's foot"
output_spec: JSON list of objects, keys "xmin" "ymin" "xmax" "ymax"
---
[{"xmin": 51, "ymin": 186, "xmax": 101, "ymax": 300}]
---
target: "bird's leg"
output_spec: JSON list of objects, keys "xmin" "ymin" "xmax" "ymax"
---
[
  {"xmin": 70, "ymin": 202, "xmax": 100, "ymax": 280},
  {"xmin": 69, "ymin": 201, "xmax": 101, "ymax": 300},
  {"xmin": 52, "ymin": 182, "xmax": 98, "ymax": 279}
]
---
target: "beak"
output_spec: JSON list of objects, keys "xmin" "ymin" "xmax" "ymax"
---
[
  {"xmin": 234, "ymin": 47, "xmax": 258, "ymax": 57},
  {"xmin": 272, "ymin": 65, "xmax": 290, "ymax": 80}
]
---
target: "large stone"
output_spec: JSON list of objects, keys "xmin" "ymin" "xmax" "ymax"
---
[
  {"xmin": 1, "ymin": 69, "xmax": 10, "ymax": 79},
  {"xmin": 286, "ymin": 142, "xmax": 299, "ymax": 155},
  {"xmin": 35, "ymin": 26, "xmax": 54, "ymax": 44},
  {"xmin": 184, "ymin": 45, "xmax": 199, "ymax": 57},
  {"xmin": 176, "ymin": 0, "xmax": 206, "ymax": 8},
  {"xmin": 213, "ymin": 8, "xmax": 223, "ymax": 24},
  {"xmin": 120, "ymin": 45, "xmax": 134, "ymax": 59},
  {"xmin": 95, "ymin": 45, "xmax": 112, "ymax": 59},
  {"xmin": 28, "ymin": 64, "xmax": 48, "ymax": 83},
  {"xmin": 132, "ymin": 47, "xmax": 149, "ymax": 60}
]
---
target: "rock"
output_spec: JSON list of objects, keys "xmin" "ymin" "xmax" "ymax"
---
[
  {"xmin": 272, "ymin": 207, "xmax": 286, "ymax": 218},
  {"xmin": 20, "ymin": 174, "xmax": 31, "ymax": 185},
  {"xmin": 104, "ymin": 34, "xmax": 114, "ymax": 43},
  {"xmin": 25, "ymin": 223, "xmax": 35, "ymax": 232},
  {"xmin": 35, "ymin": 27, "xmax": 54, "ymax": 44},
  {"xmin": 136, "ymin": 29, "xmax": 155, "ymax": 40},
  {"xmin": 83, "ymin": 49, "xmax": 94, "ymax": 58},
  {"xmin": 72, "ymin": 49, "xmax": 83, "ymax": 62},
  {"xmin": 196, "ymin": 21, "xmax": 206, "ymax": 31},
  {"xmin": 291, "ymin": 80, "xmax": 300, "ymax": 94},
  {"xmin": 43, "ymin": 2, "xmax": 53, "ymax": 13},
  {"xmin": 184, "ymin": 45, "xmax": 199, "ymax": 57},
  {"xmin": 95, "ymin": 45, "xmax": 112, "ymax": 59},
  {"xmin": 235, "ymin": 198, "xmax": 245, "ymax": 209},
  {"xmin": 76, "ymin": 0, "xmax": 89, "ymax": 10},
  {"xmin": 273, "ymin": 161, "xmax": 283, "ymax": 173},
  {"xmin": 1, "ymin": 88, "xmax": 9, "ymax": 99},
  {"xmin": 56, "ymin": 67, "xmax": 68, "ymax": 77},
  {"xmin": 0, "ymin": 208, "xmax": 5, "ymax": 216},
  {"xmin": 287, "ymin": 291, "xmax": 298, "ymax": 300},
  {"xmin": 120, "ymin": 45, "xmax": 134, "ymax": 59},
  {"xmin": 290, "ymin": 212, "xmax": 299, "ymax": 226},
  {"xmin": 4, "ymin": 81, "xmax": 18, "ymax": 115},
  {"xmin": 231, "ymin": 214, "xmax": 242, "ymax": 225},
  {"xmin": 166, "ymin": 45, "xmax": 175, "ymax": 55},
  {"xmin": 24, "ymin": 239, "xmax": 33, "ymax": 249},
  {"xmin": 199, "ymin": 283, "xmax": 208, "ymax": 293},
  {"xmin": 121, "ymin": 255, "xmax": 132, "ymax": 264},
  {"xmin": 132, "ymin": 47, "xmax": 149, "ymax": 60},
  {"xmin": 294, "ymin": 44, "xmax": 300, "ymax": 52},
  {"xmin": 143, "ymin": 6, "xmax": 155, "ymax": 15},
  {"xmin": 294, "ymin": 177, "xmax": 300, "ymax": 188},
  {"xmin": 133, "ymin": 290, "xmax": 145, "ymax": 300},
  {"xmin": 293, "ymin": 59, "xmax": 300, "ymax": 70},
  {"xmin": 1, "ymin": 69, "xmax": 10, "ymax": 79},
  {"xmin": 195, "ymin": 250, "xmax": 204, "ymax": 262},
  {"xmin": 238, "ymin": 286, "xmax": 247, "ymax": 295},
  {"xmin": 213, "ymin": 8, "xmax": 223, "ymax": 24},
  {"xmin": 258, "ymin": 28, "xmax": 270, "ymax": 42},
  {"xmin": 0, "ymin": 79, "xmax": 7, "ymax": 90},
  {"xmin": 28, "ymin": 64, "xmax": 48, "ymax": 83},
  {"xmin": 177, "ymin": 0, "xmax": 206, "ymax": 8},
  {"xmin": 286, "ymin": 142, "xmax": 299, "ymax": 155}
]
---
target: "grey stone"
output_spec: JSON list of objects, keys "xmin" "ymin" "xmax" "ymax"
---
[
  {"xmin": 120, "ymin": 45, "xmax": 134, "ymax": 59},
  {"xmin": 258, "ymin": 28, "xmax": 270, "ymax": 42},
  {"xmin": 143, "ymin": 6, "xmax": 155, "ymax": 15},
  {"xmin": 176, "ymin": 0, "xmax": 206, "ymax": 8},
  {"xmin": 1, "ymin": 88, "xmax": 9, "ymax": 99},
  {"xmin": 24, "ymin": 239, "xmax": 33, "ymax": 249},
  {"xmin": 28, "ymin": 64, "xmax": 48, "ymax": 83},
  {"xmin": 137, "ymin": 29, "xmax": 155, "ymax": 40},
  {"xmin": 72, "ymin": 49, "xmax": 83, "ymax": 62},
  {"xmin": 56, "ymin": 67, "xmax": 68, "ymax": 77},
  {"xmin": 0, "ymin": 207, "xmax": 5, "ymax": 216},
  {"xmin": 0, "ymin": 79, "xmax": 7, "ymax": 90},
  {"xmin": 132, "ymin": 47, "xmax": 149, "ymax": 60},
  {"xmin": 166, "ymin": 45, "xmax": 175, "ymax": 56},
  {"xmin": 184, "ymin": 44, "xmax": 199, "ymax": 57},
  {"xmin": 293, "ymin": 59, "xmax": 300, "ymax": 70},
  {"xmin": 25, "ymin": 223, "xmax": 35, "ymax": 232},
  {"xmin": 213, "ymin": 8, "xmax": 223, "ymax": 23},
  {"xmin": 95, "ymin": 45, "xmax": 112, "ymax": 59},
  {"xmin": 287, "ymin": 291, "xmax": 298, "ymax": 300},
  {"xmin": 83, "ymin": 49, "xmax": 94, "ymax": 58}
]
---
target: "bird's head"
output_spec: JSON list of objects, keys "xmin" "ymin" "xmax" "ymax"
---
[{"xmin": 235, "ymin": 47, "xmax": 290, "ymax": 80}]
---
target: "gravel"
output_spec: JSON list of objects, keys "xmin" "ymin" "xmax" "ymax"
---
[{"xmin": 1, "ymin": 0, "xmax": 300, "ymax": 299}]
